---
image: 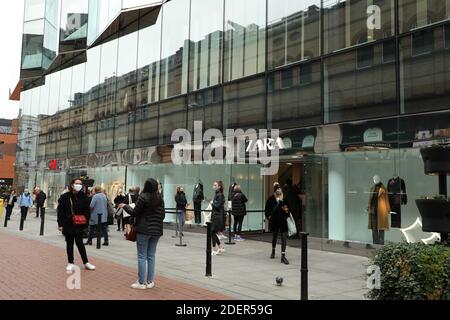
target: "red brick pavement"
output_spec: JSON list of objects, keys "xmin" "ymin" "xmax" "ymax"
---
[{"xmin": 0, "ymin": 232, "xmax": 232, "ymax": 300}]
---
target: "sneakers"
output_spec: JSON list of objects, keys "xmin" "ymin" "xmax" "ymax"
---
[
  {"xmin": 85, "ymin": 241, "xmax": 92, "ymax": 246},
  {"xmin": 219, "ymin": 247, "xmax": 226, "ymax": 253},
  {"xmin": 66, "ymin": 263, "xmax": 75, "ymax": 272},
  {"xmin": 131, "ymin": 281, "xmax": 147, "ymax": 290},
  {"xmin": 85, "ymin": 263, "xmax": 96, "ymax": 270},
  {"xmin": 211, "ymin": 250, "xmax": 220, "ymax": 256},
  {"xmin": 234, "ymin": 235, "xmax": 245, "ymax": 242},
  {"xmin": 102, "ymin": 242, "xmax": 109, "ymax": 246},
  {"xmin": 146, "ymin": 281, "xmax": 155, "ymax": 289}
]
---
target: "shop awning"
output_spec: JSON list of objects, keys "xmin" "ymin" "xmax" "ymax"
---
[{"xmin": 89, "ymin": 1, "xmax": 165, "ymax": 49}]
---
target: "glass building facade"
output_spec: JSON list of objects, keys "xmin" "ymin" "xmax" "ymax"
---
[{"xmin": 17, "ymin": 0, "xmax": 450, "ymax": 250}]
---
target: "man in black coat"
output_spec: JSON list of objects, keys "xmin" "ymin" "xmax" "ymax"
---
[
  {"xmin": 34, "ymin": 187, "xmax": 47, "ymax": 218},
  {"xmin": 283, "ymin": 179, "xmax": 302, "ymax": 236},
  {"xmin": 4, "ymin": 190, "xmax": 17, "ymax": 221}
]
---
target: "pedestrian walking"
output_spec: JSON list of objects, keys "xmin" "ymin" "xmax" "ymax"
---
[
  {"xmin": 114, "ymin": 189, "xmax": 127, "ymax": 232},
  {"xmin": 86, "ymin": 186, "xmax": 109, "ymax": 246},
  {"xmin": 118, "ymin": 178, "xmax": 165, "ymax": 290},
  {"xmin": 18, "ymin": 189, "xmax": 33, "ymax": 222},
  {"xmin": 34, "ymin": 187, "xmax": 47, "ymax": 218},
  {"xmin": 265, "ymin": 186, "xmax": 290, "ymax": 265},
  {"xmin": 283, "ymin": 179, "xmax": 302, "ymax": 237},
  {"xmin": 175, "ymin": 186, "xmax": 187, "ymax": 236},
  {"xmin": 211, "ymin": 181, "xmax": 226, "ymax": 255},
  {"xmin": 5, "ymin": 190, "xmax": 17, "ymax": 220},
  {"xmin": 231, "ymin": 185, "xmax": 248, "ymax": 241},
  {"xmin": 57, "ymin": 179, "xmax": 96, "ymax": 272}
]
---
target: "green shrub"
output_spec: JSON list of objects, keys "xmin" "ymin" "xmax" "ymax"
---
[{"xmin": 367, "ymin": 242, "xmax": 450, "ymax": 300}]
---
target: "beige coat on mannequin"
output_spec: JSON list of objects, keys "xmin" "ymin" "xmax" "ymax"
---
[{"xmin": 368, "ymin": 185, "xmax": 391, "ymax": 231}]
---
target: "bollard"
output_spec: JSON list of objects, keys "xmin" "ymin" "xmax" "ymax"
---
[
  {"xmin": 205, "ymin": 222, "xmax": 212, "ymax": 277},
  {"xmin": 3, "ymin": 207, "xmax": 7, "ymax": 228},
  {"xmin": 96, "ymin": 214, "xmax": 102, "ymax": 250},
  {"xmin": 176, "ymin": 210, "xmax": 187, "ymax": 247},
  {"xmin": 225, "ymin": 210, "xmax": 235, "ymax": 245},
  {"xmin": 19, "ymin": 216, "xmax": 25, "ymax": 231},
  {"xmin": 301, "ymin": 232, "xmax": 309, "ymax": 301},
  {"xmin": 39, "ymin": 208, "xmax": 45, "ymax": 236}
]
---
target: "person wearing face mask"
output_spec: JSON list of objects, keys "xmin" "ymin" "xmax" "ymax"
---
[
  {"xmin": 211, "ymin": 181, "xmax": 226, "ymax": 255},
  {"xmin": 18, "ymin": 189, "xmax": 33, "ymax": 222},
  {"xmin": 57, "ymin": 179, "xmax": 96, "ymax": 272}
]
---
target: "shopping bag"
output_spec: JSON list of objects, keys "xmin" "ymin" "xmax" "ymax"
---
[
  {"xmin": 202, "ymin": 203, "xmax": 212, "ymax": 225},
  {"xmin": 287, "ymin": 213, "xmax": 297, "ymax": 238}
]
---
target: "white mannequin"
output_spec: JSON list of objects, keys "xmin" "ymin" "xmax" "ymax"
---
[{"xmin": 373, "ymin": 175, "xmax": 381, "ymax": 185}]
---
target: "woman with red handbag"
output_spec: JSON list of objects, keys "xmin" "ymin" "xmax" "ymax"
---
[{"xmin": 57, "ymin": 179, "xmax": 96, "ymax": 272}]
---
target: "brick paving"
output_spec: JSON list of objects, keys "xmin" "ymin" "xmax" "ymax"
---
[{"xmin": 0, "ymin": 232, "xmax": 231, "ymax": 300}]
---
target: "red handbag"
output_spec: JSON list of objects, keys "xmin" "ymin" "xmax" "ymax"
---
[{"xmin": 70, "ymin": 198, "xmax": 87, "ymax": 226}]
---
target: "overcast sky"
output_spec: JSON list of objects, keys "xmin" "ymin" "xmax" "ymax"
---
[{"xmin": 0, "ymin": 2, "xmax": 24, "ymax": 120}]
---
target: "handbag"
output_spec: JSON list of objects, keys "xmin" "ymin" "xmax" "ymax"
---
[
  {"xmin": 70, "ymin": 198, "xmax": 87, "ymax": 226},
  {"xmin": 126, "ymin": 225, "xmax": 137, "ymax": 242},
  {"xmin": 287, "ymin": 213, "xmax": 297, "ymax": 238}
]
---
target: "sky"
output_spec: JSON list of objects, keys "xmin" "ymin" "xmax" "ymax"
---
[{"xmin": 0, "ymin": 1, "xmax": 24, "ymax": 120}]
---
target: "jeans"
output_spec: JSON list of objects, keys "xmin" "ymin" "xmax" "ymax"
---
[
  {"xmin": 272, "ymin": 231, "xmax": 287, "ymax": 253},
  {"xmin": 176, "ymin": 209, "xmax": 185, "ymax": 234},
  {"xmin": 87, "ymin": 223, "xmax": 109, "ymax": 243},
  {"xmin": 36, "ymin": 206, "xmax": 45, "ymax": 218},
  {"xmin": 233, "ymin": 215, "xmax": 244, "ymax": 235},
  {"xmin": 20, "ymin": 207, "xmax": 29, "ymax": 221},
  {"xmin": 65, "ymin": 234, "xmax": 89, "ymax": 264},
  {"xmin": 136, "ymin": 233, "xmax": 159, "ymax": 284},
  {"xmin": 194, "ymin": 202, "xmax": 202, "ymax": 224},
  {"xmin": 117, "ymin": 214, "xmax": 124, "ymax": 231}
]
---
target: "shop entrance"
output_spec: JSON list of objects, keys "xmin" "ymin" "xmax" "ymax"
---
[{"xmin": 267, "ymin": 156, "xmax": 328, "ymax": 239}]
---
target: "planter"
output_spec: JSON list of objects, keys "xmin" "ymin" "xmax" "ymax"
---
[
  {"xmin": 420, "ymin": 146, "xmax": 450, "ymax": 175},
  {"xmin": 416, "ymin": 199, "xmax": 450, "ymax": 233}
]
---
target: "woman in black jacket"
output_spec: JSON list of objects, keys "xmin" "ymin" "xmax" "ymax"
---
[
  {"xmin": 57, "ymin": 179, "xmax": 96, "ymax": 272},
  {"xmin": 211, "ymin": 180, "xmax": 226, "ymax": 255},
  {"xmin": 174, "ymin": 186, "xmax": 187, "ymax": 236},
  {"xmin": 119, "ymin": 178, "xmax": 165, "ymax": 290},
  {"xmin": 265, "ymin": 186, "xmax": 290, "ymax": 265},
  {"xmin": 231, "ymin": 184, "xmax": 248, "ymax": 241}
]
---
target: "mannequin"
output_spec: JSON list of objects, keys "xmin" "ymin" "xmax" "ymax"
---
[
  {"xmin": 193, "ymin": 178, "xmax": 204, "ymax": 224},
  {"xmin": 387, "ymin": 174, "xmax": 407, "ymax": 228},
  {"xmin": 367, "ymin": 175, "xmax": 391, "ymax": 245}
]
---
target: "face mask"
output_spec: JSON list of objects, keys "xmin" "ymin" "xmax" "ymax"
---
[{"xmin": 73, "ymin": 184, "xmax": 83, "ymax": 192}]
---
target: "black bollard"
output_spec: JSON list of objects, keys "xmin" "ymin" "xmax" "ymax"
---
[
  {"xmin": 301, "ymin": 232, "xmax": 309, "ymax": 301},
  {"xmin": 225, "ymin": 210, "xmax": 235, "ymax": 245},
  {"xmin": 39, "ymin": 208, "xmax": 45, "ymax": 236},
  {"xmin": 96, "ymin": 214, "xmax": 102, "ymax": 250},
  {"xmin": 3, "ymin": 209, "xmax": 7, "ymax": 228},
  {"xmin": 19, "ymin": 216, "xmax": 24, "ymax": 231},
  {"xmin": 206, "ymin": 222, "xmax": 212, "ymax": 277}
]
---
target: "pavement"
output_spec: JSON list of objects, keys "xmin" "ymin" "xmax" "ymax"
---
[{"xmin": 0, "ymin": 208, "xmax": 370, "ymax": 300}]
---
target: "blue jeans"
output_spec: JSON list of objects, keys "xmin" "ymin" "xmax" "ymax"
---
[
  {"xmin": 136, "ymin": 233, "xmax": 159, "ymax": 284},
  {"xmin": 176, "ymin": 209, "xmax": 186, "ymax": 233}
]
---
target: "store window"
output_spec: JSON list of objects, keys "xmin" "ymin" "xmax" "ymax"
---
[
  {"xmin": 323, "ymin": 0, "xmax": 395, "ymax": 53},
  {"xmin": 399, "ymin": 25, "xmax": 450, "ymax": 114},
  {"xmin": 224, "ymin": 0, "xmax": 266, "ymax": 82},
  {"xmin": 268, "ymin": 62, "xmax": 321, "ymax": 130},
  {"xmin": 267, "ymin": 0, "xmax": 320, "ymax": 69},
  {"xmin": 324, "ymin": 43, "xmax": 396, "ymax": 123},
  {"xmin": 188, "ymin": 86, "xmax": 223, "ymax": 133}
]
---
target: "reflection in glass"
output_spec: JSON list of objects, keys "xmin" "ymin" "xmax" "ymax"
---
[
  {"xmin": 189, "ymin": 0, "xmax": 223, "ymax": 91},
  {"xmin": 223, "ymin": 76, "xmax": 266, "ymax": 130},
  {"xmin": 268, "ymin": 62, "xmax": 321, "ymax": 130},
  {"xmin": 116, "ymin": 31, "xmax": 138, "ymax": 114},
  {"xmin": 399, "ymin": 0, "xmax": 449, "ymax": 33},
  {"xmin": 134, "ymin": 104, "xmax": 159, "ymax": 148},
  {"xmin": 159, "ymin": 97, "xmax": 187, "ymax": 144},
  {"xmin": 268, "ymin": 0, "xmax": 320, "ymax": 69},
  {"xmin": 324, "ymin": 43, "xmax": 396, "ymax": 123},
  {"xmin": 83, "ymin": 47, "xmax": 101, "ymax": 122},
  {"xmin": 323, "ymin": 0, "xmax": 394, "ymax": 53},
  {"xmin": 160, "ymin": 0, "xmax": 189, "ymax": 99},
  {"xmin": 60, "ymin": 0, "xmax": 89, "ymax": 52},
  {"xmin": 224, "ymin": 0, "xmax": 266, "ymax": 81}
]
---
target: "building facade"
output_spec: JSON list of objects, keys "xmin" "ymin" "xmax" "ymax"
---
[
  {"xmin": 17, "ymin": 0, "xmax": 450, "ymax": 249},
  {"xmin": 0, "ymin": 118, "xmax": 19, "ymax": 190}
]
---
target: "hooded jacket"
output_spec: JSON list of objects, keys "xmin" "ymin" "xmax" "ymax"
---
[{"xmin": 123, "ymin": 179, "xmax": 165, "ymax": 237}]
